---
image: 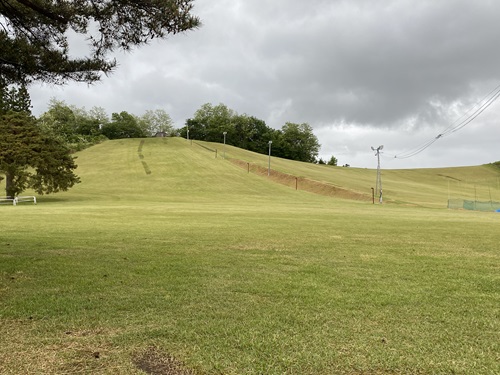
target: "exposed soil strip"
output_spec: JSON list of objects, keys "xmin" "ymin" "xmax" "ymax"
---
[{"xmin": 230, "ymin": 158, "xmax": 370, "ymax": 201}]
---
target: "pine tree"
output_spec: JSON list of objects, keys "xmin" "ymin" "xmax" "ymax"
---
[
  {"xmin": 0, "ymin": 1, "xmax": 200, "ymax": 84},
  {"xmin": 0, "ymin": 84, "xmax": 80, "ymax": 198}
]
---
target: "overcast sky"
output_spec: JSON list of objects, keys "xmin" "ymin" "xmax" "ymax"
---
[{"xmin": 29, "ymin": 0, "xmax": 500, "ymax": 169}]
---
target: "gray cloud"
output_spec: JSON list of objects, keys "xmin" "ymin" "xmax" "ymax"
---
[{"xmin": 30, "ymin": 0, "xmax": 500, "ymax": 168}]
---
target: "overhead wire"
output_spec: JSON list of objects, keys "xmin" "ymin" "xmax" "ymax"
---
[
  {"xmin": 392, "ymin": 82, "xmax": 500, "ymax": 159},
  {"xmin": 440, "ymin": 82, "xmax": 500, "ymax": 136}
]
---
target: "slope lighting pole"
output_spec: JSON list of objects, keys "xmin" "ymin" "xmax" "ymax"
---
[
  {"xmin": 223, "ymin": 131, "xmax": 227, "ymax": 159},
  {"xmin": 371, "ymin": 145, "xmax": 383, "ymax": 204},
  {"xmin": 268, "ymin": 141, "xmax": 272, "ymax": 176}
]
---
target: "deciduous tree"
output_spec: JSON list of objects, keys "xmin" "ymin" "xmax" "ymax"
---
[
  {"xmin": 190, "ymin": 103, "xmax": 235, "ymax": 142},
  {"xmin": 39, "ymin": 99, "xmax": 107, "ymax": 150},
  {"xmin": 101, "ymin": 111, "xmax": 145, "ymax": 139},
  {"xmin": 327, "ymin": 156, "xmax": 338, "ymax": 166},
  {"xmin": 38, "ymin": 99, "xmax": 78, "ymax": 143},
  {"xmin": 182, "ymin": 103, "xmax": 322, "ymax": 164},
  {"xmin": 232, "ymin": 114, "xmax": 270, "ymax": 154},
  {"xmin": 280, "ymin": 122, "xmax": 320, "ymax": 163},
  {"xmin": 139, "ymin": 109, "xmax": 174, "ymax": 137}
]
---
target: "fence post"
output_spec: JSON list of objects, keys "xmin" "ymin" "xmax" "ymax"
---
[{"xmin": 474, "ymin": 185, "xmax": 477, "ymax": 210}]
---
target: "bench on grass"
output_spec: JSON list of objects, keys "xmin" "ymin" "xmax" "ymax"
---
[
  {"xmin": 0, "ymin": 197, "xmax": 16, "ymax": 205},
  {"xmin": 15, "ymin": 196, "xmax": 37, "ymax": 205},
  {"xmin": 0, "ymin": 196, "xmax": 37, "ymax": 205}
]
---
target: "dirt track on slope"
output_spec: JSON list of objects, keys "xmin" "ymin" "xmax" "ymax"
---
[{"xmin": 230, "ymin": 159, "xmax": 370, "ymax": 201}]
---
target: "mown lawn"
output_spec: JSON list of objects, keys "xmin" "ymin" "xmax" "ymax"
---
[
  {"xmin": 1, "ymin": 200, "xmax": 499, "ymax": 374},
  {"xmin": 1, "ymin": 138, "xmax": 499, "ymax": 374}
]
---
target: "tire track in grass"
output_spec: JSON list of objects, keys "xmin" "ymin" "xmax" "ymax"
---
[{"xmin": 137, "ymin": 140, "xmax": 152, "ymax": 175}]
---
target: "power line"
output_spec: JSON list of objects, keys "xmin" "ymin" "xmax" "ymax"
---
[{"xmin": 393, "ymin": 82, "xmax": 500, "ymax": 160}]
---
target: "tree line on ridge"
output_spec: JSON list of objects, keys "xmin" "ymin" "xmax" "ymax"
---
[{"xmin": 1, "ymin": 83, "xmax": 338, "ymax": 198}]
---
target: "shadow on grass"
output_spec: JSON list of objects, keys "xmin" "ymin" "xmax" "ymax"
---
[{"xmin": 33, "ymin": 195, "xmax": 99, "ymax": 204}]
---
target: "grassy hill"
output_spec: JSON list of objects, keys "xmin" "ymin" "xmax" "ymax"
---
[
  {"xmin": 34, "ymin": 137, "xmax": 500, "ymax": 208},
  {"xmin": 1, "ymin": 138, "xmax": 499, "ymax": 374},
  {"xmin": 211, "ymin": 139, "xmax": 500, "ymax": 207},
  {"xmin": 50, "ymin": 137, "xmax": 320, "ymax": 204}
]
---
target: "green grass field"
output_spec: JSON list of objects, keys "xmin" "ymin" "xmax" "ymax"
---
[{"xmin": 1, "ymin": 138, "xmax": 499, "ymax": 374}]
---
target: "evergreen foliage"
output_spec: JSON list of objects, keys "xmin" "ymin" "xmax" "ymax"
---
[
  {"xmin": 0, "ymin": 84, "xmax": 80, "ymax": 197},
  {"xmin": 0, "ymin": 78, "xmax": 31, "ymax": 114},
  {"xmin": 0, "ymin": 0, "xmax": 200, "ymax": 84},
  {"xmin": 0, "ymin": 110, "xmax": 80, "ymax": 197}
]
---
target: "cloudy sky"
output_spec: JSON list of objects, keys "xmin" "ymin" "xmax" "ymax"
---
[{"xmin": 29, "ymin": 0, "xmax": 500, "ymax": 169}]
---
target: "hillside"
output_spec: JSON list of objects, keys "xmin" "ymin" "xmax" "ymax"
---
[
  {"xmin": 5, "ymin": 137, "xmax": 499, "ymax": 208},
  {"xmin": 197, "ymin": 139, "xmax": 500, "ymax": 207},
  {"xmin": 48, "ymin": 137, "xmax": 314, "ymax": 206}
]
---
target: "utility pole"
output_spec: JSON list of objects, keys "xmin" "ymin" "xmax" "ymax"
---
[
  {"xmin": 268, "ymin": 141, "xmax": 272, "ymax": 176},
  {"xmin": 371, "ymin": 145, "xmax": 383, "ymax": 204},
  {"xmin": 223, "ymin": 131, "xmax": 227, "ymax": 159}
]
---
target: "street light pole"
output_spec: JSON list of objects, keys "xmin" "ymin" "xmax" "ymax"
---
[
  {"xmin": 223, "ymin": 131, "xmax": 227, "ymax": 159},
  {"xmin": 371, "ymin": 145, "xmax": 384, "ymax": 204},
  {"xmin": 268, "ymin": 140, "xmax": 272, "ymax": 176}
]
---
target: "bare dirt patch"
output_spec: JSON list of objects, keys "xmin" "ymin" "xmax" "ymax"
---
[
  {"xmin": 133, "ymin": 347, "xmax": 198, "ymax": 375},
  {"xmin": 230, "ymin": 158, "xmax": 370, "ymax": 201}
]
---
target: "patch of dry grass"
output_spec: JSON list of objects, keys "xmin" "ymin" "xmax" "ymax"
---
[{"xmin": 0, "ymin": 320, "xmax": 134, "ymax": 374}]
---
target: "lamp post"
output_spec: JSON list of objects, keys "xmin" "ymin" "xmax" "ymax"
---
[
  {"xmin": 186, "ymin": 124, "xmax": 189, "ymax": 141},
  {"xmin": 268, "ymin": 140, "xmax": 272, "ymax": 176},
  {"xmin": 223, "ymin": 131, "xmax": 227, "ymax": 159},
  {"xmin": 371, "ymin": 145, "xmax": 384, "ymax": 203}
]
